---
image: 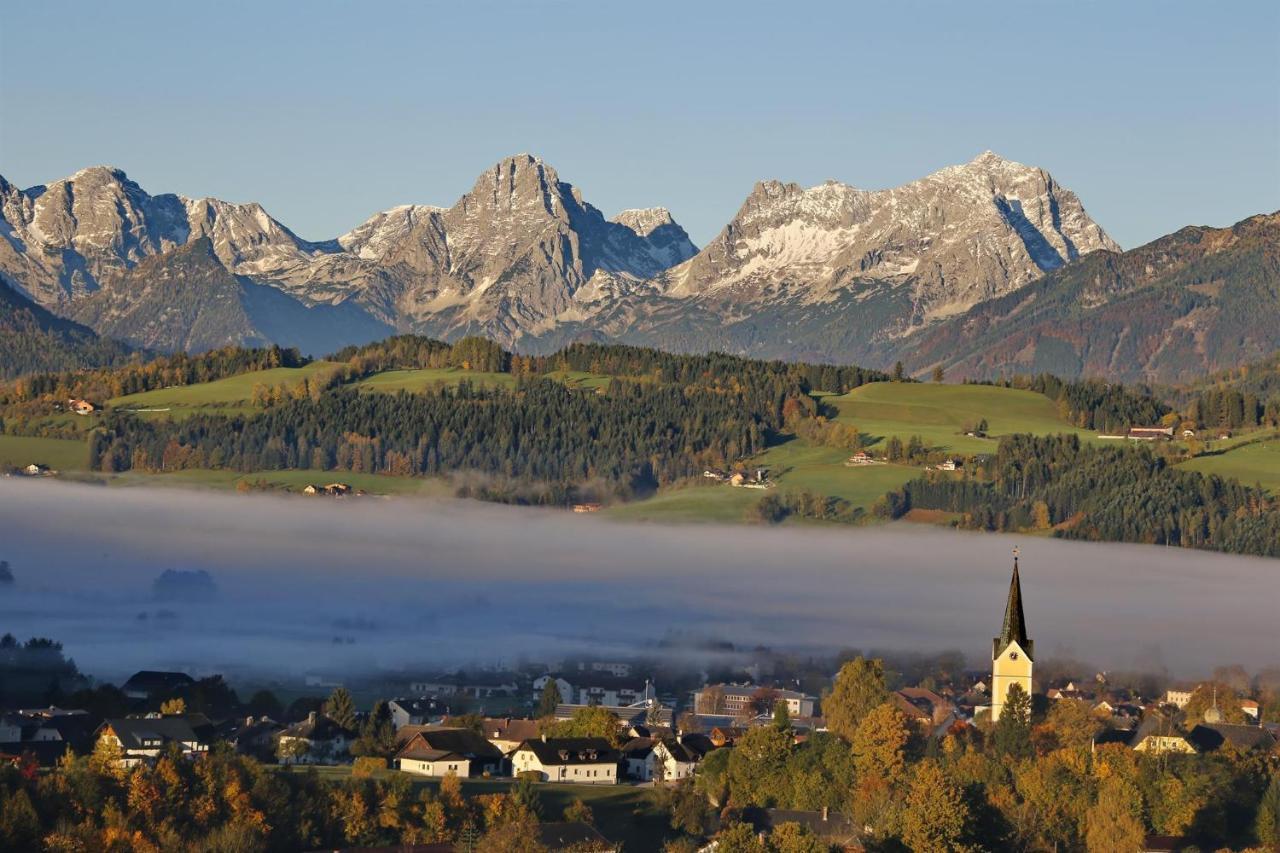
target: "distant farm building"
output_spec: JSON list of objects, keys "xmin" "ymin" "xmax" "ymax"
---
[
  {"xmin": 67, "ymin": 399, "xmax": 97, "ymax": 415},
  {"xmin": 572, "ymin": 503, "xmax": 602, "ymax": 513},
  {"xmin": 1126, "ymin": 426, "xmax": 1174, "ymax": 441}
]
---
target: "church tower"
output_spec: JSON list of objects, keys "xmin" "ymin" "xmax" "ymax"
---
[{"xmin": 991, "ymin": 551, "xmax": 1033, "ymax": 722}]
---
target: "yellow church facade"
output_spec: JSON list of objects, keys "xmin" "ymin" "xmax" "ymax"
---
[{"xmin": 991, "ymin": 556, "xmax": 1033, "ymax": 723}]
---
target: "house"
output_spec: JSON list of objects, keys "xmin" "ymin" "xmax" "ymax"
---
[
  {"xmin": 728, "ymin": 472, "xmax": 747, "ymax": 486},
  {"xmin": 1240, "ymin": 699, "xmax": 1260, "ymax": 720},
  {"xmin": 538, "ymin": 673, "xmax": 656, "ymax": 707},
  {"xmin": 1181, "ymin": 429, "xmax": 1197, "ymax": 438},
  {"xmin": 1128, "ymin": 715, "xmax": 1196, "ymax": 754},
  {"xmin": 395, "ymin": 727, "xmax": 504, "ymax": 777},
  {"xmin": 466, "ymin": 717, "xmax": 542, "ymax": 755},
  {"xmin": 97, "ymin": 714, "xmax": 215, "ymax": 767},
  {"xmin": 275, "ymin": 712, "xmax": 355, "ymax": 765},
  {"xmin": 323, "ymin": 482, "xmax": 352, "ymax": 496},
  {"xmin": 891, "ymin": 688, "xmax": 956, "ymax": 735},
  {"xmin": 846, "ymin": 451, "xmax": 873, "ymax": 466},
  {"xmin": 535, "ymin": 822, "xmax": 618, "ymax": 852},
  {"xmin": 571, "ymin": 503, "xmax": 602, "ymax": 513},
  {"xmin": 121, "ymin": 670, "xmax": 195, "ymax": 700},
  {"xmin": 511, "ymin": 736, "xmax": 620, "ymax": 784},
  {"xmin": 1126, "ymin": 426, "xmax": 1174, "ymax": 441},
  {"xmin": 579, "ymin": 661, "xmax": 632, "ymax": 678},
  {"xmin": 735, "ymin": 808, "xmax": 863, "ymax": 849},
  {"xmin": 225, "ymin": 716, "xmax": 284, "ymax": 760},
  {"xmin": 1161, "ymin": 686, "xmax": 1197, "ymax": 709},
  {"xmin": 302, "ymin": 484, "xmax": 320, "ymax": 495},
  {"xmin": 1186, "ymin": 722, "xmax": 1277, "ymax": 753},
  {"xmin": 388, "ymin": 697, "xmax": 449, "ymax": 728},
  {"xmin": 22, "ymin": 463, "xmax": 51, "ymax": 476},
  {"xmin": 702, "ymin": 469, "xmax": 727, "ymax": 481},
  {"xmin": 708, "ymin": 726, "xmax": 747, "ymax": 747},
  {"xmin": 693, "ymin": 684, "xmax": 817, "ymax": 718},
  {"xmin": 651, "ymin": 734, "xmax": 714, "ymax": 781},
  {"xmin": 67, "ymin": 399, "xmax": 97, "ymax": 415},
  {"xmin": 937, "ymin": 458, "xmax": 960, "ymax": 471},
  {"xmin": 619, "ymin": 737, "xmax": 655, "ymax": 780}
]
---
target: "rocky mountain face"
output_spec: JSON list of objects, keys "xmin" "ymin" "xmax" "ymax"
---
[
  {"xmin": 887, "ymin": 212, "xmax": 1280, "ymax": 384},
  {"xmin": 11, "ymin": 152, "xmax": 1216, "ymax": 377}
]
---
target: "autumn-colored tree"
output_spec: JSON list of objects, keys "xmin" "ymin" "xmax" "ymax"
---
[
  {"xmin": 770, "ymin": 821, "xmax": 827, "ymax": 853},
  {"xmin": 852, "ymin": 702, "xmax": 910, "ymax": 787},
  {"xmin": 824, "ymin": 657, "xmax": 888, "ymax": 742},
  {"xmin": 545, "ymin": 705, "xmax": 623, "ymax": 747},
  {"xmin": 563, "ymin": 798, "xmax": 594, "ymax": 826},
  {"xmin": 1257, "ymin": 772, "xmax": 1280, "ymax": 847},
  {"xmin": 1043, "ymin": 697, "xmax": 1103, "ymax": 752},
  {"xmin": 727, "ymin": 724, "xmax": 794, "ymax": 807},
  {"xmin": 713, "ymin": 821, "xmax": 767, "ymax": 853},
  {"xmin": 159, "ymin": 697, "xmax": 186, "ymax": 715},
  {"xmin": 1182, "ymin": 682, "xmax": 1246, "ymax": 724},
  {"xmin": 696, "ymin": 685, "xmax": 727, "ymax": 715},
  {"xmin": 900, "ymin": 760, "xmax": 971, "ymax": 853},
  {"xmin": 1085, "ymin": 776, "xmax": 1145, "ymax": 853}
]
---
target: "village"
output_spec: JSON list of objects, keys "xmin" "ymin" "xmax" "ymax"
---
[{"xmin": 2, "ymin": 558, "xmax": 1278, "ymax": 851}]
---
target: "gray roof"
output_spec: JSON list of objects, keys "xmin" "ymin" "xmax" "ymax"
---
[
  {"xmin": 103, "ymin": 715, "xmax": 212, "ymax": 750},
  {"xmin": 1187, "ymin": 722, "xmax": 1276, "ymax": 752},
  {"xmin": 517, "ymin": 737, "xmax": 620, "ymax": 765}
]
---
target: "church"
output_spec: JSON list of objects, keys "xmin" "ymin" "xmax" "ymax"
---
[{"xmin": 990, "ymin": 552, "xmax": 1033, "ymax": 722}]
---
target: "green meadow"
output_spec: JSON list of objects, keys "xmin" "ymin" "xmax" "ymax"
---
[
  {"xmin": 109, "ymin": 362, "xmax": 343, "ymax": 419},
  {"xmin": 825, "ymin": 381, "xmax": 1093, "ymax": 453},
  {"xmin": 0, "ymin": 434, "xmax": 88, "ymax": 472},
  {"xmin": 1178, "ymin": 435, "xmax": 1280, "ymax": 495}
]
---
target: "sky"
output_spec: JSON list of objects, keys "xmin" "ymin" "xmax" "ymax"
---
[{"xmin": 2, "ymin": 0, "xmax": 1278, "ymax": 249}]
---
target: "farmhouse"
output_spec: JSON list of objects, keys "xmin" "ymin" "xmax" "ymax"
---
[
  {"xmin": 1126, "ymin": 426, "xmax": 1174, "ymax": 441},
  {"xmin": 67, "ymin": 398, "xmax": 97, "ymax": 415},
  {"xmin": 651, "ymin": 734, "xmax": 715, "ymax": 781},
  {"xmin": 571, "ymin": 503, "xmax": 602, "ymax": 513},
  {"xmin": 395, "ymin": 728, "xmax": 503, "ymax": 777},
  {"xmin": 846, "ymin": 451, "xmax": 873, "ymax": 465},
  {"xmin": 467, "ymin": 717, "xmax": 542, "ymax": 754},
  {"xmin": 22, "ymin": 463, "xmax": 51, "ymax": 476},
  {"xmin": 1128, "ymin": 715, "xmax": 1196, "ymax": 754},
  {"xmin": 511, "ymin": 736, "xmax": 620, "ymax": 784}
]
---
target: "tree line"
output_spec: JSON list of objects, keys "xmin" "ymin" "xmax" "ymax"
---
[{"xmin": 875, "ymin": 433, "xmax": 1280, "ymax": 557}]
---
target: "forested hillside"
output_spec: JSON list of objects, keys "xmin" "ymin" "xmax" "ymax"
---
[
  {"xmin": 877, "ymin": 434, "xmax": 1280, "ymax": 558},
  {"xmin": 0, "ymin": 281, "xmax": 133, "ymax": 379}
]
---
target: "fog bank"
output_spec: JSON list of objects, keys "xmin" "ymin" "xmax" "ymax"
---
[{"xmin": 0, "ymin": 479, "xmax": 1276, "ymax": 681}]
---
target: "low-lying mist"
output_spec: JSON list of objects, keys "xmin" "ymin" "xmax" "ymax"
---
[{"xmin": 1, "ymin": 479, "xmax": 1276, "ymax": 682}]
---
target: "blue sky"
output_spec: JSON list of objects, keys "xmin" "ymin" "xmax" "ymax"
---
[{"xmin": 2, "ymin": 0, "xmax": 1277, "ymax": 248}]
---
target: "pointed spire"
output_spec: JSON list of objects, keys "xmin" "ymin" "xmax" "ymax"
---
[{"xmin": 993, "ymin": 550, "xmax": 1033, "ymax": 661}]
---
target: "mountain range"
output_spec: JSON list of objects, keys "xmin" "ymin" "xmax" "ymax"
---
[{"xmin": 1, "ymin": 153, "xmax": 1275, "ymax": 382}]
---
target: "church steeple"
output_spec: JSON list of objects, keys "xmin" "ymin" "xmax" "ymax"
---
[
  {"xmin": 990, "ymin": 549, "xmax": 1034, "ymax": 723},
  {"xmin": 993, "ymin": 554, "xmax": 1033, "ymax": 662}
]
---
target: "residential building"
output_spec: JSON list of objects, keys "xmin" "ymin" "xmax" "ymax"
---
[
  {"xmin": 410, "ymin": 672, "xmax": 519, "ymax": 698},
  {"xmin": 460, "ymin": 717, "xmax": 542, "ymax": 755},
  {"xmin": 691, "ymin": 684, "xmax": 816, "ymax": 718},
  {"xmin": 97, "ymin": 715, "xmax": 215, "ymax": 767},
  {"xmin": 536, "ymin": 673, "xmax": 656, "ymax": 707},
  {"xmin": 991, "ymin": 555, "xmax": 1033, "ymax": 723},
  {"xmin": 1129, "ymin": 715, "xmax": 1196, "ymax": 754},
  {"xmin": 276, "ymin": 712, "xmax": 354, "ymax": 765},
  {"xmin": 395, "ymin": 728, "xmax": 503, "ymax": 777},
  {"xmin": 651, "ymin": 734, "xmax": 714, "ymax": 781},
  {"xmin": 511, "ymin": 736, "xmax": 620, "ymax": 784},
  {"xmin": 388, "ymin": 697, "xmax": 449, "ymax": 728},
  {"xmin": 1126, "ymin": 426, "xmax": 1174, "ymax": 441},
  {"xmin": 1162, "ymin": 686, "xmax": 1197, "ymax": 709}
]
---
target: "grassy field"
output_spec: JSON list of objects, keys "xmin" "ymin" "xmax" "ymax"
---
[
  {"xmin": 109, "ymin": 362, "xmax": 342, "ymax": 419},
  {"xmin": 0, "ymin": 434, "xmax": 88, "ymax": 471},
  {"xmin": 755, "ymin": 440, "xmax": 920, "ymax": 506},
  {"xmin": 602, "ymin": 482, "xmax": 762, "ymax": 523},
  {"xmin": 1178, "ymin": 435, "xmax": 1280, "ymax": 495},
  {"xmin": 109, "ymin": 468, "xmax": 454, "ymax": 497},
  {"xmin": 289, "ymin": 768, "xmax": 673, "ymax": 849},
  {"xmin": 826, "ymin": 382, "xmax": 1091, "ymax": 453}
]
